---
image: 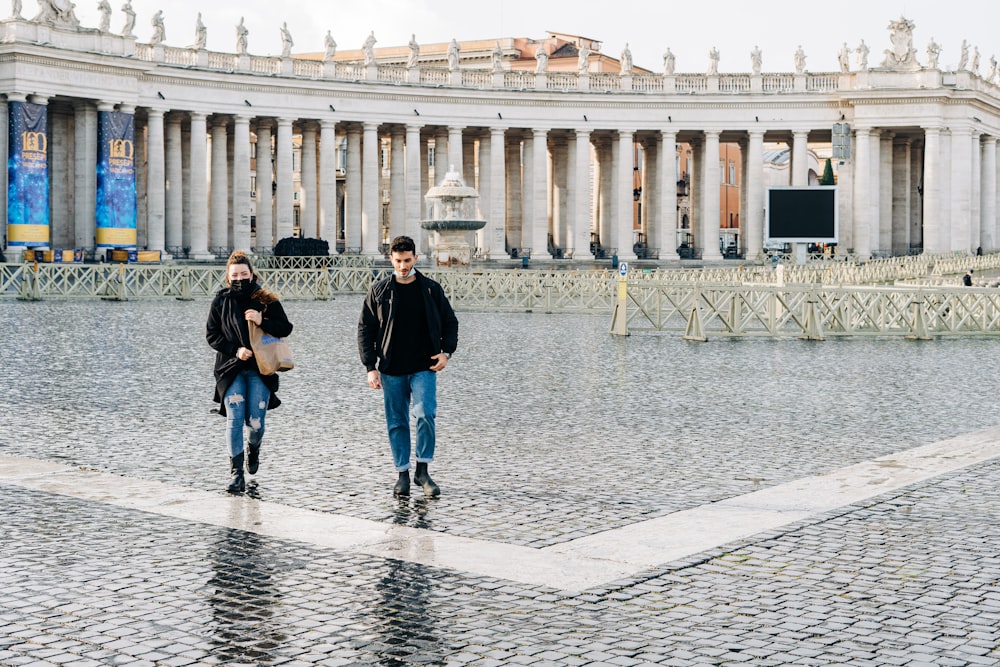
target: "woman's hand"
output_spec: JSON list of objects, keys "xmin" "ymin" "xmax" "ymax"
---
[
  {"xmin": 245, "ymin": 309, "xmax": 262, "ymax": 325},
  {"xmin": 236, "ymin": 346, "xmax": 254, "ymax": 361}
]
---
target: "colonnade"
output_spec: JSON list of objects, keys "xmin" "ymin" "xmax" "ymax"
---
[{"xmin": 5, "ymin": 19, "xmax": 1000, "ymax": 262}]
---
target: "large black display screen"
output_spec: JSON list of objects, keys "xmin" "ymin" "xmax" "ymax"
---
[{"xmin": 766, "ymin": 186, "xmax": 838, "ymax": 242}]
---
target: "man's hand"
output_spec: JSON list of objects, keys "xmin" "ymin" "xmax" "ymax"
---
[
  {"xmin": 367, "ymin": 369, "xmax": 382, "ymax": 389},
  {"xmin": 429, "ymin": 353, "xmax": 449, "ymax": 372}
]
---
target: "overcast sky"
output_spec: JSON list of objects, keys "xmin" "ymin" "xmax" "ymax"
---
[{"xmin": 71, "ymin": 0, "xmax": 999, "ymax": 74}]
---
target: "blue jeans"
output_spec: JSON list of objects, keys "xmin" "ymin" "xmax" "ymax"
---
[
  {"xmin": 381, "ymin": 370, "xmax": 437, "ymax": 471},
  {"xmin": 223, "ymin": 369, "xmax": 270, "ymax": 458}
]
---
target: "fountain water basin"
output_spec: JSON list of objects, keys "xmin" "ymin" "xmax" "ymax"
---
[{"xmin": 420, "ymin": 166, "xmax": 486, "ymax": 267}]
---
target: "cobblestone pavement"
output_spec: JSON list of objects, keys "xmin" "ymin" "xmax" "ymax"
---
[{"xmin": 2, "ymin": 299, "xmax": 1000, "ymax": 664}]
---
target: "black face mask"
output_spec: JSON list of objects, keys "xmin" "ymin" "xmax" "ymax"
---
[{"xmin": 230, "ymin": 278, "xmax": 250, "ymax": 294}]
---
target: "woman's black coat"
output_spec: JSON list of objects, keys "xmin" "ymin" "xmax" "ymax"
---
[{"xmin": 206, "ymin": 285, "xmax": 293, "ymax": 416}]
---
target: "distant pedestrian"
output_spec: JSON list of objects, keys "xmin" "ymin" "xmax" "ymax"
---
[
  {"xmin": 963, "ymin": 269, "xmax": 974, "ymax": 286},
  {"xmin": 207, "ymin": 251, "xmax": 293, "ymax": 494},
  {"xmin": 358, "ymin": 235, "xmax": 458, "ymax": 497}
]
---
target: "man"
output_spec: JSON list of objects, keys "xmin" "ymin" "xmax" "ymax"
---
[{"xmin": 358, "ymin": 236, "xmax": 458, "ymax": 497}]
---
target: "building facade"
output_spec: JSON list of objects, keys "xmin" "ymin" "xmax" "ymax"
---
[{"xmin": 2, "ymin": 13, "xmax": 999, "ymax": 262}]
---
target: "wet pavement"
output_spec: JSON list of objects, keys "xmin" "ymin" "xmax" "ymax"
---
[{"xmin": 2, "ymin": 298, "xmax": 1000, "ymax": 665}]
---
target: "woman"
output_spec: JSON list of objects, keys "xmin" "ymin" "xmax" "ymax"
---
[{"xmin": 206, "ymin": 251, "xmax": 293, "ymax": 493}]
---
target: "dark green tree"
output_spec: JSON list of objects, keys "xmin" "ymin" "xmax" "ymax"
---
[{"xmin": 820, "ymin": 158, "xmax": 835, "ymax": 185}]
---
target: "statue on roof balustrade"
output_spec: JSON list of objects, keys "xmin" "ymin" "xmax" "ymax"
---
[{"xmin": 880, "ymin": 16, "xmax": 918, "ymax": 69}]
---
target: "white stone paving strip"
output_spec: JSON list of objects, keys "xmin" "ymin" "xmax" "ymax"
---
[{"xmin": 2, "ymin": 426, "xmax": 1000, "ymax": 593}]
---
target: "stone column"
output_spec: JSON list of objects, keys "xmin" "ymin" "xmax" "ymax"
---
[
  {"xmin": 615, "ymin": 129, "xmax": 636, "ymax": 261},
  {"xmin": 405, "ymin": 124, "xmax": 423, "ymax": 243},
  {"xmin": 73, "ymin": 102, "xmax": 97, "ymax": 253},
  {"xmin": 477, "ymin": 132, "xmax": 491, "ymax": 253},
  {"xmin": 970, "ymin": 131, "xmax": 983, "ymax": 252},
  {"xmin": 551, "ymin": 135, "xmax": 568, "ymax": 252},
  {"xmin": 640, "ymin": 138, "xmax": 654, "ymax": 246},
  {"xmin": 275, "ymin": 117, "xmax": 294, "ymax": 241},
  {"xmin": 877, "ymin": 132, "xmax": 892, "ymax": 254},
  {"xmin": 741, "ymin": 130, "xmax": 763, "ymax": 258},
  {"xmin": 434, "ymin": 128, "xmax": 448, "ymax": 185},
  {"xmin": 852, "ymin": 128, "xmax": 872, "ymax": 258},
  {"xmin": 319, "ymin": 119, "xmax": 337, "ymax": 247},
  {"xmin": 531, "ymin": 128, "xmax": 550, "ymax": 258},
  {"xmin": 145, "ymin": 107, "xmax": 166, "ymax": 253},
  {"xmin": 791, "ymin": 130, "xmax": 809, "ymax": 186},
  {"xmin": 462, "ymin": 133, "xmax": 475, "ymax": 188},
  {"xmin": 521, "ymin": 132, "xmax": 534, "ymax": 254},
  {"xmin": 209, "ymin": 117, "xmax": 229, "ymax": 254},
  {"xmin": 908, "ymin": 141, "xmax": 922, "ymax": 253},
  {"xmin": 949, "ymin": 127, "xmax": 972, "ymax": 253},
  {"xmin": 891, "ymin": 137, "xmax": 911, "ymax": 255},
  {"xmin": 345, "ymin": 125, "xmax": 362, "ymax": 251},
  {"xmin": 660, "ymin": 130, "xmax": 679, "ymax": 259},
  {"xmin": 701, "ymin": 130, "xmax": 722, "ymax": 260},
  {"xmin": 922, "ymin": 128, "xmax": 943, "ymax": 254},
  {"xmin": 448, "ymin": 125, "xmax": 464, "ymax": 178},
  {"xmin": 165, "ymin": 113, "xmax": 183, "ymax": 254},
  {"xmin": 188, "ymin": 111, "xmax": 212, "ymax": 259},
  {"xmin": 300, "ymin": 121, "xmax": 318, "ymax": 238},
  {"xmin": 573, "ymin": 129, "xmax": 593, "ymax": 260},
  {"xmin": 232, "ymin": 115, "xmax": 252, "ymax": 251},
  {"xmin": 389, "ymin": 128, "xmax": 406, "ymax": 240},
  {"xmin": 982, "ymin": 136, "xmax": 998, "ymax": 251},
  {"xmin": 362, "ymin": 121, "xmax": 380, "ymax": 254},
  {"xmin": 597, "ymin": 138, "xmax": 613, "ymax": 253},
  {"xmin": 505, "ymin": 135, "xmax": 523, "ymax": 253},
  {"xmin": 689, "ymin": 137, "xmax": 701, "ymax": 252},
  {"xmin": 488, "ymin": 127, "xmax": 507, "ymax": 258},
  {"xmin": 49, "ymin": 101, "xmax": 70, "ymax": 248},
  {"xmin": 420, "ymin": 135, "xmax": 431, "ymax": 252},
  {"xmin": 254, "ymin": 121, "xmax": 274, "ymax": 251}
]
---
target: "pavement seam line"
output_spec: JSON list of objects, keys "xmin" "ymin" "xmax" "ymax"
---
[{"xmin": 2, "ymin": 426, "xmax": 999, "ymax": 592}]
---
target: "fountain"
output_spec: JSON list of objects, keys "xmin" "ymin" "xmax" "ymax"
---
[{"xmin": 420, "ymin": 166, "xmax": 486, "ymax": 267}]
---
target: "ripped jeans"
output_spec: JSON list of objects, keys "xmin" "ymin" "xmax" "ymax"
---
[{"xmin": 223, "ymin": 369, "xmax": 271, "ymax": 458}]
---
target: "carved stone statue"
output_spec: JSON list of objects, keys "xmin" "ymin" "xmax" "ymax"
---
[
  {"xmin": 407, "ymin": 33, "xmax": 419, "ymax": 68},
  {"xmin": 97, "ymin": 0, "xmax": 111, "ymax": 32},
  {"xmin": 323, "ymin": 31, "xmax": 336, "ymax": 62},
  {"xmin": 794, "ymin": 45, "xmax": 806, "ymax": 74},
  {"xmin": 150, "ymin": 9, "xmax": 164, "ymax": 46},
  {"xmin": 578, "ymin": 44, "xmax": 591, "ymax": 73},
  {"xmin": 491, "ymin": 41, "xmax": 502, "ymax": 73},
  {"xmin": 279, "ymin": 21, "xmax": 293, "ymax": 58},
  {"xmin": 446, "ymin": 38, "xmax": 460, "ymax": 71},
  {"xmin": 534, "ymin": 44, "xmax": 548, "ymax": 73},
  {"xmin": 988, "ymin": 55, "xmax": 997, "ymax": 83},
  {"xmin": 925, "ymin": 38, "xmax": 941, "ymax": 69},
  {"xmin": 707, "ymin": 47, "xmax": 719, "ymax": 76},
  {"xmin": 880, "ymin": 15, "xmax": 918, "ymax": 69},
  {"xmin": 971, "ymin": 45, "xmax": 980, "ymax": 73},
  {"xmin": 362, "ymin": 31, "xmax": 377, "ymax": 66},
  {"xmin": 119, "ymin": 0, "xmax": 134, "ymax": 36},
  {"xmin": 34, "ymin": 0, "xmax": 78, "ymax": 25},
  {"xmin": 663, "ymin": 47, "xmax": 675, "ymax": 75},
  {"xmin": 856, "ymin": 39, "xmax": 869, "ymax": 71},
  {"xmin": 236, "ymin": 16, "xmax": 248, "ymax": 55},
  {"xmin": 750, "ymin": 45, "xmax": 762, "ymax": 75},
  {"xmin": 838, "ymin": 42, "xmax": 851, "ymax": 73},
  {"xmin": 620, "ymin": 43, "xmax": 632, "ymax": 74},
  {"xmin": 11, "ymin": 0, "xmax": 22, "ymax": 19},
  {"xmin": 193, "ymin": 12, "xmax": 206, "ymax": 50},
  {"xmin": 958, "ymin": 40, "xmax": 969, "ymax": 70}
]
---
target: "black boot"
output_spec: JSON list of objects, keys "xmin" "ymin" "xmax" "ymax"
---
[
  {"xmin": 393, "ymin": 470, "xmax": 411, "ymax": 497},
  {"xmin": 227, "ymin": 453, "xmax": 245, "ymax": 494},
  {"xmin": 247, "ymin": 441, "xmax": 260, "ymax": 475},
  {"xmin": 413, "ymin": 462, "xmax": 440, "ymax": 497}
]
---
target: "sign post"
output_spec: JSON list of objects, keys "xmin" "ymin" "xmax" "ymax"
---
[{"xmin": 610, "ymin": 262, "xmax": 629, "ymax": 336}]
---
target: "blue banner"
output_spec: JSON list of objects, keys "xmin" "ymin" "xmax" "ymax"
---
[
  {"xmin": 96, "ymin": 110, "xmax": 137, "ymax": 247},
  {"xmin": 7, "ymin": 101, "xmax": 50, "ymax": 246}
]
